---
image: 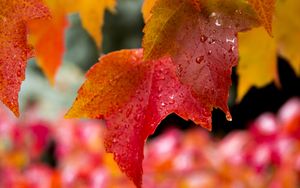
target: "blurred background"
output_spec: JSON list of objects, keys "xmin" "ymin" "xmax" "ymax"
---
[{"xmin": 1, "ymin": 0, "xmax": 300, "ymax": 187}]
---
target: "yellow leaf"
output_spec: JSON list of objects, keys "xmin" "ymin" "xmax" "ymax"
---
[
  {"xmin": 74, "ymin": 0, "xmax": 116, "ymax": 47},
  {"xmin": 237, "ymin": 27, "xmax": 277, "ymax": 101},
  {"xmin": 142, "ymin": 0, "xmax": 157, "ymax": 22},
  {"xmin": 247, "ymin": 0, "xmax": 275, "ymax": 35},
  {"xmin": 237, "ymin": 0, "xmax": 300, "ymax": 101},
  {"xmin": 275, "ymin": 0, "xmax": 300, "ymax": 76}
]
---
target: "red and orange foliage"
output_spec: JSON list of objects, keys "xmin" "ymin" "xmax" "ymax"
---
[{"xmin": 1, "ymin": 0, "xmax": 299, "ymax": 187}]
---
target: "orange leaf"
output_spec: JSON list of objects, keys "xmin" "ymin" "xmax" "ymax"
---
[
  {"xmin": 66, "ymin": 49, "xmax": 217, "ymax": 187},
  {"xmin": 142, "ymin": 0, "xmax": 157, "ymax": 22},
  {"xmin": 28, "ymin": 0, "xmax": 116, "ymax": 84},
  {"xmin": 0, "ymin": 0, "xmax": 50, "ymax": 116},
  {"xmin": 247, "ymin": 0, "xmax": 275, "ymax": 35},
  {"xmin": 28, "ymin": 0, "xmax": 68, "ymax": 85}
]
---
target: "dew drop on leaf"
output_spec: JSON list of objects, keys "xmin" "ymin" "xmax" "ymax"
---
[
  {"xmin": 215, "ymin": 19, "xmax": 222, "ymax": 27},
  {"xmin": 138, "ymin": 96, "xmax": 143, "ymax": 102},
  {"xmin": 126, "ymin": 108, "xmax": 132, "ymax": 118},
  {"xmin": 208, "ymin": 38, "xmax": 216, "ymax": 44},
  {"xmin": 158, "ymin": 75, "xmax": 165, "ymax": 80},
  {"xmin": 17, "ymin": 70, "xmax": 21, "ymax": 77},
  {"xmin": 210, "ymin": 12, "xmax": 217, "ymax": 17},
  {"xmin": 228, "ymin": 46, "xmax": 235, "ymax": 53},
  {"xmin": 226, "ymin": 113, "xmax": 232, "ymax": 121},
  {"xmin": 134, "ymin": 114, "xmax": 141, "ymax": 121},
  {"xmin": 195, "ymin": 56, "xmax": 204, "ymax": 64},
  {"xmin": 235, "ymin": 9, "xmax": 242, "ymax": 15},
  {"xmin": 200, "ymin": 35, "xmax": 207, "ymax": 42},
  {"xmin": 226, "ymin": 38, "xmax": 235, "ymax": 44},
  {"xmin": 169, "ymin": 96, "xmax": 175, "ymax": 104}
]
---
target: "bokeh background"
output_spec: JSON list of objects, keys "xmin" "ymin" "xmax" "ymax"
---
[{"xmin": 1, "ymin": 0, "xmax": 300, "ymax": 187}]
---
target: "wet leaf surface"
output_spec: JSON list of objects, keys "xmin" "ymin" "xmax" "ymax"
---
[
  {"xmin": 0, "ymin": 0, "xmax": 50, "ymax": 116},
  {"xmin": 66, "ymin": 49, "xmax": 218, "ymax": 187}
]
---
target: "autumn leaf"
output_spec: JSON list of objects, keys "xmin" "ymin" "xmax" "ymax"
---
[
  {"xmin": 247, "ymin": 0, "xmax": 275, "ymax": 35},
  {"xmin": 70, "ymin": 0, "xmax": 116, "ymax": 47},
  {"xmin": 28, "ymin": 0, "xmax": 68, "ymax": 85},
  {"xmin": 142, "ymin": 0, "xmax": 258, "ymax": 60},
  {"xmin": 237, "ymin": 27, "xmax": 277, "ymax": 101},
  {"xmin": 0, "ymin": 0, "xmax": 50, "ymax": 116},
  {"xmin": 51, "ymin": 0, "xmax": 116, "ymax": 48},
  {"xmin": 143, "ymin": 0, "xmax": 259, "ymax": 120},
  {"xmin": 66, "ymin": 49, "xmax": 219, "ymax": 187},
  {"xmin": 275, "ymin": 0, "xmax": 300, "ymax": 76},
  {"xmin": 237, "ymin": 0, "xmax": 300, "ymax": 101},
  {"xmin": 28, "ymin": 0, "xmax": 116, "ymax": 84},
  {"xmin": 142, "ymin": 0, "xmax": 200, "ymax": 22},
  {"xmin": 142, "ymin": 0, "xmax": 157, "ymax": 22},
  {"xmin": 37, "ymin": 0, "xmax": 117, "ymax": 84}
]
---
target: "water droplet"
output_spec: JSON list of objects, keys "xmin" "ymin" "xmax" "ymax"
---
[
  {"xmin": 17, "ymin": 70, "xmax": 21, "ymax": 77},
  {"xmin": 226, "ymin": 113, "xmax": 232, "ymax": 121},
  {"xmin": 200, "ymin": 35, "xmax": 207, "ymax": 42},
  {"xmin": 208, "ymin": 38, "xmax": 216, "ymax": 44},
  {"xmin": 228, "ymin": 46, "xmax": 235, "ymax": 53},
  {"xmin": 207, "ymin": 50, "xmax": 212, "ymax": 55},
  {"xmin": 8, "ymin": 79, "xmax": 14, "ymax": 85},
  {"xmin": 158, "ymin": 86, "xmax": 163, "ymax": 92},
  {"xmin": 226, "ymin": 38, "xmax": 235, "ymax": 43},
  {"xmin": 210, "ymin": 12, "xmax": 217, "ymax": 17},
  {"xmin": 134, "ymin": 114, "xmax": 141, "ymax": 121},
  {"xmin": 138, "ymin": 96, "xmax": 143, "ymax": 102},
  {"xmin": 235, "ymin": 9, "xmax": 242, "ymax": 15},
  {"xmin": 177, "ymin": 64, "xmax": 183, "ymax": 74},
  {"xmin": 169, "ymin": 95, "xmax": 175, "ymax": 104},
  {"xmin": 158, "ymin": 75, "xmax": 165, "ymax": 80},
  {"xmin": 169, "ymin": 100, "xmax": 175, "ymax": 104},
  {"xmin": 215, "ymin": 19, "xmax": 222, "ymax": 27},
  {"xmin": 195, "ymin": 56, "xmax": 204, "ymax": 64},
  {"xmin": 132, "ymin": 56, "xmax": 137, "ymax": 61},
  {"xmin": 126, "ymin": 108, "xmax": 132, "ymax": 118},
  {"xmin": 161, "ymin": 102, "xmax": 166, "ymax": 107}
]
